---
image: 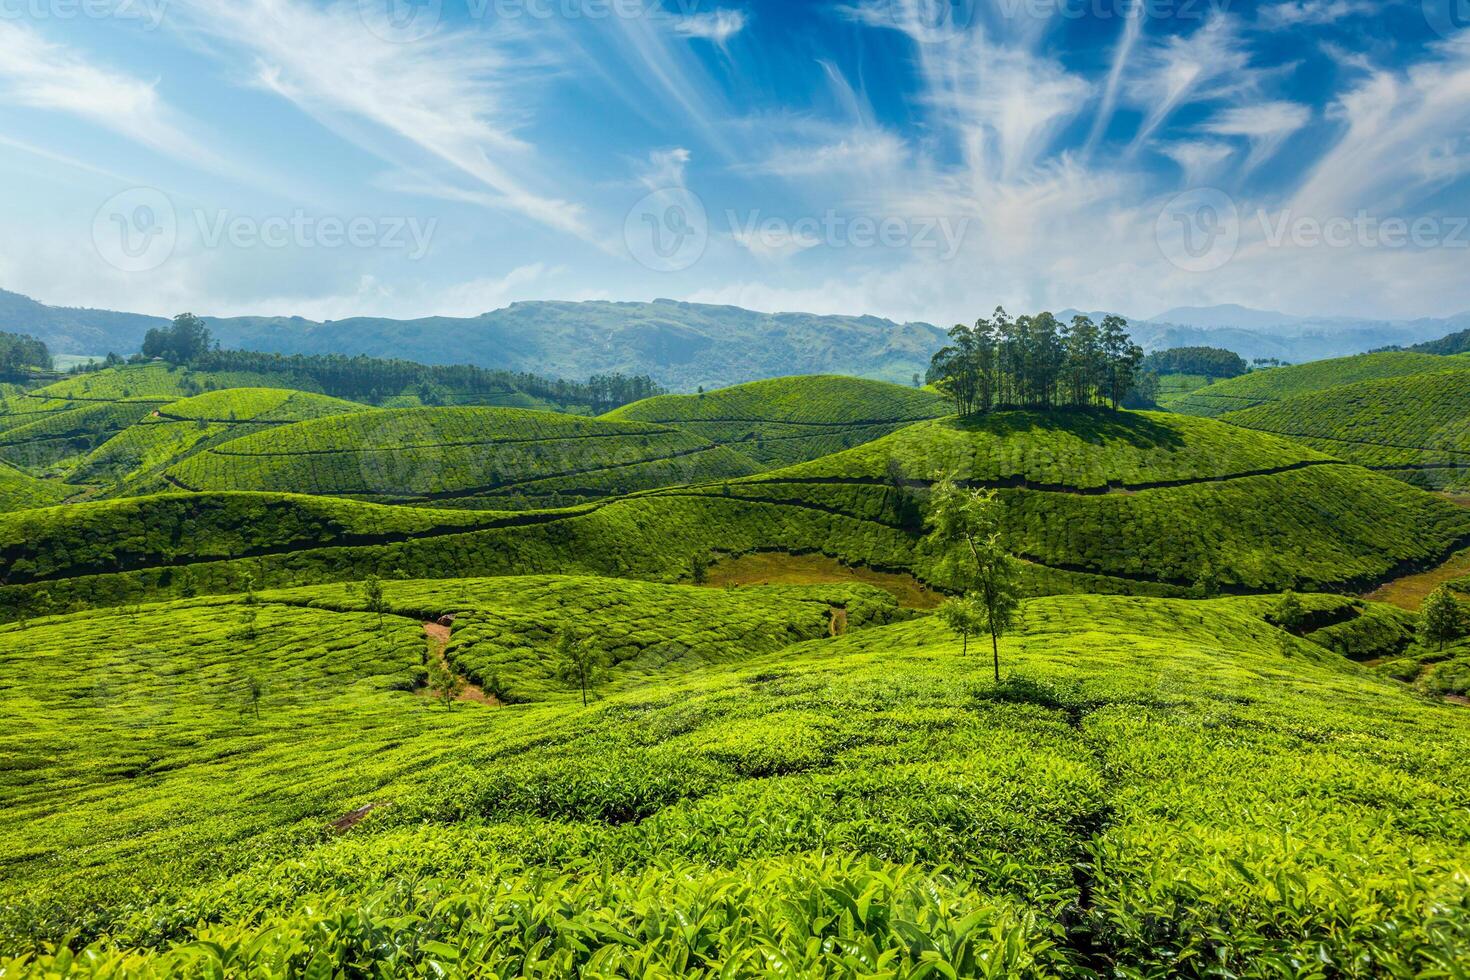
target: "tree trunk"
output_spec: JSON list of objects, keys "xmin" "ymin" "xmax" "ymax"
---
[
  {"xmin": 991, "ymin": 629, "xmax": 1000, "ymax": 684},
  {"xmin": 962, "ymin": 632, "xmax": 968, "ymax": 657}
]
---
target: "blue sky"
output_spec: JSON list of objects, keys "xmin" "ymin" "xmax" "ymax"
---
[{"xmin": 1, "ymin": 0, "xmax": 1468, "ymax": 327}]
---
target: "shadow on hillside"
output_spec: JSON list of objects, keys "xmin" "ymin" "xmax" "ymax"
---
[{"xmin": 945, "ymin": 408, "xmax": 1186, "ymax": 451}]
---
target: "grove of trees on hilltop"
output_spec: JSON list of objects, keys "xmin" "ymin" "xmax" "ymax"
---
[
  {"xmin": 927, "ymin": 309, "xmax": 1144, "ymax": 416},
  {"xmin": 1141, "ymin": 346, "xmax": 1247, "ymax": 379},
  {"xmin": 0, "ymin": 330, "xmax": 51, "ymax": 377}
]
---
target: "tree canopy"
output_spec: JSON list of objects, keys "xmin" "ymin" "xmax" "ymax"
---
[
  {"xmin": 1141, "ymin": 346, "xmax": 1248, "ymax": 379},
  {"xmin": 927, "ymin": 309, "xmax": 1144, "ymax": 415},
  {"xmin": 0, "ymin": 330, "xmax": 51, "ymax": 377}
]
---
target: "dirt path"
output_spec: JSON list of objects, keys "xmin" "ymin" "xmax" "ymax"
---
[{"xmin": 422, "ymin": 622, "xmax": 498, "ymax": 706}]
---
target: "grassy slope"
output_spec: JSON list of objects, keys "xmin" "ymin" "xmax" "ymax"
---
[
  {"xmin": 2, "ymin": 585, "xmax": 1467, "ymax": 975},
  {"xmin": 68, "ymin": 387, "xmax": 371, "ymax": 491},
  {"xmin": 605, "ymin": 375, "xmax": 948, "ymax": 468},
  {"xmin": 0, "ymin": 459, "xmax": 70, "ymax": 512},
  {"xmin": 1168, "ymin": 351, "xmax": 1458, "ymax": 417},
  {"xmin": 164, "ymin": 406, "xmax": 760, "ymax": 508},
  {"xmin": 1221, "ymin": 367, "xmax": 1470, "ymax": 490},
  {"xmin": 0, "ymin": 365, "xmax": 313, "ymax": 477},
  {"xmin": 5, "ymin": 410, "xmax": 1469, "ymax": 615}
]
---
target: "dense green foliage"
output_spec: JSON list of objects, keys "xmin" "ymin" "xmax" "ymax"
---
[
  {"xmin": 3, "ymin": 584, "xmax": 1468, "ymax": 975},
  {"xmin": 1168, "ymin": 351, "xmax": 1459, "ymax": 416},
  {"xmin": 0, "ymin": 329, "xmax": 50, "ymax": 377},
  {"xmin": 927, "ymin": 311, "xmax": 1143, "ymax": 414},
  {"xmin": 1221, "ymin": 368, "xmax": 1470, "ymax": 490},
  {"xmin": 1140, "ymin": 345, "xmax": 1247, "ymax": 379},
  {"xmin": 163, "ymin": 406, "xmax": 759, "ymax": 508},
  {"xmin": 605, "ymin": 375, "xmax": 948, "ymax": 467}
]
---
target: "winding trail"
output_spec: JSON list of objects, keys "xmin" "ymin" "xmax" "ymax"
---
[{"xmin": 422, "ymin": 621, "xmax": 497, "ymax": 706}]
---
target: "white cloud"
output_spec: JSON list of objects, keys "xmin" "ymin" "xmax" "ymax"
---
[
  {"xmin": 671, "ymin": 10, "xmax": 748, "ymax": 47},
  {"xmin": 1125, "ymin": 16, "xmax": 1256, "ymax": 153},
  {"xmin": 1258, "ymin": 0, "xmax": 1374, "ymax": 27},
  {"xmin": 173, "ymin": 0, "xmax": 594, "ymax": 242},
  {"xmin": 1084, "ymin": 8, "xmax": 1145, "ymax": 155},
  {"xmin": 1201, "ymin": 100, "xmax": 1311, "ymax": 172},
  {"xmin": 1159, "ymin": 139, "xmax": 1236, "ymax": 183},
  {"xmin": 741, "ymin": 132, "xmax": 907, "ymax": 179},
  {"xmin": 0, "ymin": 22, "xmax": 212, "ymax": 166},
  {"xmin": 638, "ymin": 148, "xmax": 692, "ymax": 190}
]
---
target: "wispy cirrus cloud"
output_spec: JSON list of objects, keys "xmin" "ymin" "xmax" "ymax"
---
[
  {"xmin": 172, "ymin": 0, "xmax": 595, "ymax": 241},
  {"xmin": 671, "ymin": 9, "xmax": 748, "ymax": 47},
  {"xmin": 1201, "ymin": 100, "xmax": 1311, "ymax": 173},
  {"xmin": 0, "ymin": 22, "xmax": 213, "ymax": 167}
]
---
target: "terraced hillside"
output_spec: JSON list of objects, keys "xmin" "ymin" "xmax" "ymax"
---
[
  {"xmin": 0, "ymin": 364, "xmax": 307, "ymax": 477},
  {"xmin": 1167, "ymin": 351, "xmax": 1459, "ymax": 416},
  {"xmin": 6, "ymin": 410, "xmax": 1467, "ymax": 617},
  {"xmin": 0, "ymin": 460, "xmax": 69, "ymax": 512},
  {"xmin": 4, "ymin": 582, "xmax": 1468, "ymax": 975},
  {"xmin": 605, "ymin": 375, "xmax": 947, "ymax": 468},
  {"xmin": 720, "ymin": 410, "xmax": 1470, "ymax": 594},
  {"xmin": 69, "ymin": 387, "xmax": 370, "ymax": 492},
  {"xmin": 162, "ymin": 406, "xmax": 760, "ymax": 508},
  {"xmin": 1221, "ymin": 368, "xmax": 1470, "ymax": 491}
]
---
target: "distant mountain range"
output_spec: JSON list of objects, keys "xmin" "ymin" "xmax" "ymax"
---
[
  {"xmin": 1062, "ymin": 305, "xmax": 1470, "ymax": 363},
  {"xmin": 2, "ymin": 287, "xmax": 1466, "ymax": 390},
  {"xmin": 0, "ymin": 290, "xmax": 943, "ymax": 391}
]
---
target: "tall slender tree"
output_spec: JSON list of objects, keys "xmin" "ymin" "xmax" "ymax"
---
[{"xmin": 926, "ymin": 477, "xmax": 1022, "ymax": 683}]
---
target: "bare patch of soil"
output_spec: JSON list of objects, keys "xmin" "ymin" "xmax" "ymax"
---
[
  {"xmin": 1365, "ymin": 546, "xmax": 1470, "ymax": 611},
  {"xmin": 330, "ymin": 802, "xmax": 385, "ymax": 832},
  {"xmin": 422, "ymin": 622, "xmax": 499, "ymax": 706}
]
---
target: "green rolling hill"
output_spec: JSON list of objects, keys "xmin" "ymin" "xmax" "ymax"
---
[
  {"xmin": 0, "ymin": 364, "xmax": 315, "ymax": 478},
  {"xmin": 0, "ymin": 459, "xmax": 70, "ymax": 512},
  {"xmin": 160, "ymin": 406, "xmax": 761, "ymax": 509},
  {"xmin": 604, "ymin": 375, "xmax": 948, "ymax": 467},
  {"xmin": 5, "ymin": 408, "xmax": 1465, "ymax": 619},
  {"xmin": 69, "ymin": 387, "xmax": 371, "ymax": 492},
  {"xmin": 1220, "ymin": 368, "xmax": 1470, "ymax": 491},
  {"xmin": 1167, "ymin": 351, "xmax": 1460, "ymax": 417},
  {"xmin": 3, "ymin": 580, "xmax": 1467, "ymax": 974}
]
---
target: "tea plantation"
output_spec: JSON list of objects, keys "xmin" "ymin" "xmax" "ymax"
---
[
  {"xmin": 4, "ymin": 359, "xmax": 1470, "ymax": 977},
  {"xmin": 2, "ymin": 580, "xmax": 1468, "ymax": 976},
  {"xmin": 1168, "ymin": 351, "xmax": 1461, "ymax": 416},
  {"xmin": 68, "ymin": 388, "xmax": 372, "ymax": 492},
  {"xmin": 605, "ymin": 375, "xmax": 948, "ymax": 467},
  {"xmin": 1221, "ymin": 368, "xmax": 1470, "ymax": 491},
  {"xmin": 162, "ymin": 406, "xmax": 761, "ymax": 508}
]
